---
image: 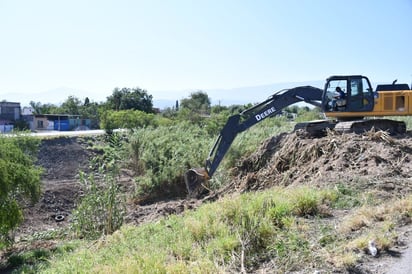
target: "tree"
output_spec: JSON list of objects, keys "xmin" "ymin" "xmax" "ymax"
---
[
  {"xmin": 29, "ymin": 101, "xmax": 42, "ymax": 114},
  {"xmin": 106, "ymin": 87, "xmax": 153, "ymax": 113},
  {"xmin": 108, "ymin": 88, "xmax": 123, "ymax": 111},
  {"xmin": 84, "ymin": 97, "xmax": 90, "ymax": 107},
  {"xmin": 0, "ymin": 136, "xmax": 41, "ymax": 244},
  {"xmin": 60, "ymin": 96, "xmax": 82, "ymax": 115},
  {"xmin": 211, "ymin": 105, "xmax": 228, "ymax": 114},
  {"xmin": 29, "ymin": 101, "xmax": 59, "ymax": 115},
  {"xmin": 180, "ymin": 91, "xmax": 211, "ymax": 115}
]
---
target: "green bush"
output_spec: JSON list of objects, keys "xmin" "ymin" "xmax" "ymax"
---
[
  {"xmin": 90, "ymin": 132, "xmax": 129, "ymax": 173},
  {"xmin": 100, "ymin": 109, "xmax": 159, "ymax": 131},
  {"xmin": 128, "ymin": 122, "xmax": 213, "ymax": 199},
  {"xmin": 203, "ymin": 111, "xmax": 232, "ymax": 135},
  {"xmin": 0, "ymin": 136, "xmax": 42, "ymax": 244},
  {"xmin": 294, "ymin": 107, "xmax": 323, "ymax": 122}
]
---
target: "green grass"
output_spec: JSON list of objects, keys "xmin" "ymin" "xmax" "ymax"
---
[
  {"xmin": 5, "ymin": 171, "xmax": 411, "ymax": 273},
  {"xmin": 331, "ymin": 183, "xmax": 362, "ymax": 209},
  {"xmin": 35, "ymin": 186, "xmax": 412, "ymax": 273},
  {"xmin": 39, "ymin": 186, "xmax": 338, "ymax": 273},
  {"xmin": 0, "ymin": 241, "xmax": 81, "ymax": 273}
]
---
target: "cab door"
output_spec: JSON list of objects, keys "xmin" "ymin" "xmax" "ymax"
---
[{"xmin": 346, "ymin": 76, "xmax": 374, "ymax": 112}]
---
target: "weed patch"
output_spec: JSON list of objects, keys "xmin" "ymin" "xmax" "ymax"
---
[
  {"xmin": 71, "ymin": 171, "xmax": 126, "ymax": 239},
  {"xmin": 41, "ymin": 186, "xmax": 336, "ymax": 273}
]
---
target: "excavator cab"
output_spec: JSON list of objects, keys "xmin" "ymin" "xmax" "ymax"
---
[{"xmin": 322, "ymin": 75, "xmax": 375, "ymax": 115}]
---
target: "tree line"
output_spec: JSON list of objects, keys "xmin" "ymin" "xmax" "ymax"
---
[
  {"xmin": 24, "ymin": 86, "xmax": 318, "ymax": 132},
  {"xmin": 25, "ymin": 87, "xmax": 216, "ymax": 130}
]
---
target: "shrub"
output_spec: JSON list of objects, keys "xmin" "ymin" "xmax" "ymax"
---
[
  {"xmin": 0, "ymin": 136, "xmax": 42, "ymax": 244},
  {"xmin": 128, "ymin": 122, "xmax": 212, "ymax": 200},
  {"xmin": 127, "ymin": 114, "xmax": 293, "ymax": 201},
  {"xmin": 71, "ymin": 171, "xmax": 126, "ymax": 239},
  {"xmin": 294, "ymin": 107, "xmax": 323, "ymax": 122},
  {"xmin": 100, "ymin": 109, "xmax": 159, "ymax": 131},
  {"xmin": 90, "ymin": 132, "xmax": 129, "ymax": 173}
]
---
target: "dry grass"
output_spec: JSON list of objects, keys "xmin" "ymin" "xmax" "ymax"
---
[
  {"xmin": 364, "ymin": 129, "xmax": 395, "ymax": 144},
  {"xmin": 323, "ymin": 194, "xmax": 412, "ymax": 269}
]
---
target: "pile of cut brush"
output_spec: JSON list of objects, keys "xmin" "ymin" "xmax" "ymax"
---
[{"xmin": 220, "ymin": 130, "xmax": 412, "ymax": 199}]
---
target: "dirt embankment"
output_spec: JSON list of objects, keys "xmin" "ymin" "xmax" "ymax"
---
[
  {"xmin": 18, "ymin": 136, "xmax": 199, "ymax": 237},
  {"xmin": 228, "ymin": 130, "xmax": 412, "ymax": 273},
  {"xmin": 233, "ymin": 130, "xmax": 412, "ymax": 197},
  {"xmin": 17, "ymin": 137, "xmax": 95, "ymax": 237}
]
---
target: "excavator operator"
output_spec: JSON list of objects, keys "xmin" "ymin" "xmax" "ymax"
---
[{"xmin": 332, "ymin": 86, "xmax": 346, "ymax": 110}]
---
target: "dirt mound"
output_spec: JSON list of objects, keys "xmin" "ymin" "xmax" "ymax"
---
[
  {"xmin": 36, "ymin": 137, "xmax": 95, "ymax": 180},
  {"xmin": 229, "ymin": 130, "xmax": 412, "ymax": 197}
]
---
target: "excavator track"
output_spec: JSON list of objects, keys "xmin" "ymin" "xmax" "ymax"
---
[
  {"xmin": 334, "ymin": 119, "xmax": 406, "ymax": 135},
  {"xmin": 294, "ymin": 120, "xmax": 337, "ymax": 137}
]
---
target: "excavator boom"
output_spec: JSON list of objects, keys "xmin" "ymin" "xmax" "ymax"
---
[{"xmin": 184, "ymin": 86, "xmax": 323, "ymax": 195}]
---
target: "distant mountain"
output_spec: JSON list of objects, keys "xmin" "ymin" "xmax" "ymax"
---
[
  {"xmin": 1, "ymin": 87, "xmax": 110, "ymax": 107},
  {"xmin": 206, "ymin": 80, "xmax": 325, "ymax": 105},
  {"xmin": 1, "ymin": 80, "xmax": 325, "ymax": 109},
  {"xmin": 154, "ymin": 80, "xmax": 325, "ymax": 109}
]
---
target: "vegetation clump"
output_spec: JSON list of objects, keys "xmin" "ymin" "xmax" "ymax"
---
[
  {"xmin": 40, "ymin": 187, "xmax": 339, "ymax": 273},
  {"xmin": 70, "ymin": 171, "xmax": 126, "ymax": 240},
  {"xmin": 0, "ymin": 135, "xmax": 42, "ymax": 245}
]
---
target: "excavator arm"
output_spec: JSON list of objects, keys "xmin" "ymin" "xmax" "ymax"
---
[{"xmin": 184, "ymin": 85, "xmax": 324, "ymax": 195}]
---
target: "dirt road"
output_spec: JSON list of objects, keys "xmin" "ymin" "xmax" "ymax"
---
[{"xmin": 386, "ymin": 241, "xmax": 412, "ymax": 274}]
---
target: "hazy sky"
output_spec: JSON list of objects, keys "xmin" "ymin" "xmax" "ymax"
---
[{"xmin": 0, "ymin": 0, "xmax": 411, "ymax": 103}]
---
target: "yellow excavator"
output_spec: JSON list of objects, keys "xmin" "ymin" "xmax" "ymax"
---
[{"xmin": 184, "ymin": 75, "xmax": 412, "ymax": 195}]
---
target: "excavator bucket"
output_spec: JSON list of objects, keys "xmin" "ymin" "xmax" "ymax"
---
[{"xmin": 184, "ymin": 167, "xmax": 209, "ymax": 196}]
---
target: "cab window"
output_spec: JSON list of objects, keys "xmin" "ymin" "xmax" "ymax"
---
[
  {"xmin": 350, "ymin": 78, "xmax": 372, "ymax": 96},
  {"xmin": 362, "ymin": 78, "xmax": 372, "ymax": 95},
  {"xmin": 326, "ymin": 80, "xmax": 347, "ymax": 100},
  {"xmin": 351, "ymin": 79, "xmax": 361, "ymax": 96},
  {"xmin": 325, "ymin": 80, "xmax": 347, "ymax": 111}
]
